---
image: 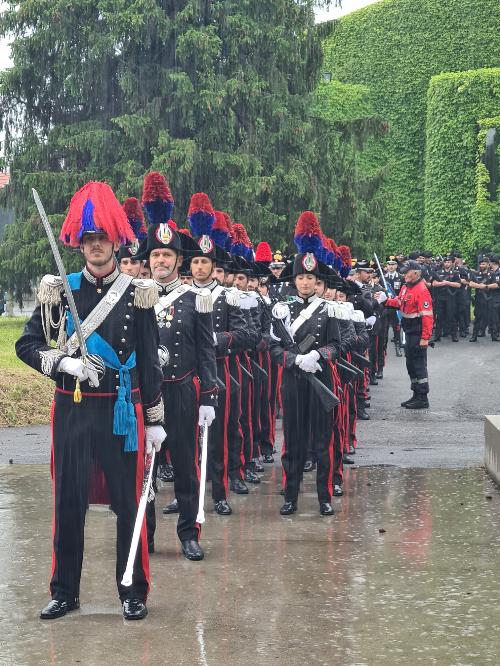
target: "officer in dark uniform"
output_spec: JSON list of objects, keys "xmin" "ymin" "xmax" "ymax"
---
[
  {"xmin": 269, "ymin": 212, "xmax": 342, "ymax": 516},
  {"xmin": 184, "ymin": 194, "xmax": 249, "ymax": 515},
  {"xmin": 384, "ymin": 258, "xmax": 403, "ymax": 356},
  {"xmin": 137, "ymin": 174, "xmax": 218, "ymax": 562},
  {"xmin": 353, "ymin": 260, "xmax": 380, "ymax": 384},
  {"xmin": 453, "ymin": 253, "xmax": 471, "ymax": 337},
  {"xmin": 469, "ymin": 256, "xmax": 491, "ymax": 341},
  {"xmin": 16, "ymin": 181, "xmax": 165, "ymax": 621},
  {"xmin": 431, "ymin": 256, "xmax": 461, "ymax": 341},
  {"xmin": 485, "ymin": 255, "xmax": 500, "ymax": 341}
]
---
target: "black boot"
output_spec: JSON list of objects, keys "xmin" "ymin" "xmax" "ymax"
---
[
  {"xmin": 401, "ymin": 394, "xmax": 416, "ymax": 407},
  {"xmin": 333, "ymin": 483, "xmax": 344, "ymax": 497},
  {"xmin": 230, "ymin": 478, "xmax": 249, "ymax": 494},
  {"xmin": 214, "ymin": 499, "xmax": 233, "ymax": 515},
  {"xmin": 303, "ymin": 460, "xmax": 315, "ymax": 472},
  {"xmin": 369, "ymin": 375, "xmax": 378, "ymax": 386},
  {"xmin": 181, "ymin": 540, "xmax": 204, "ymax": 561},
  {"xmin": 405, "ymin": 397, "xmax": 429, "ymax": 409},
  {"xmin": 40, "ymin": 598, "xmax": 80, "ymax": 620},
  {"xmin": 162, "ymin": 498, "xmax": 179, "ymax": 514},
  {"xmin": 320, "ymin": 502, "xmax": 334, "ymax": 515},
  {"xmin": 376, "ymin": 370, "xmax": 383, "ymax": 379},
  {"xmin": 280, "ymin": 500, "xmax": 297, "ymax": 515},
  {"xmin": 253, "ymin": 460, "xmax": 264, "ymax": 473},
  {"xmin": 469, "ymin": 333, "xmax": 478, "ymax": 342},
  {"xmin": 452, "ymin": 334, "xmax": 459, "ymax": 342},
  {"xmin": 357, "ymin": 409, "xmax": 370, "ymax": 421},
  {"xmin": 123, "ymin": 599, "xmax": 148, "ymax": 620},
  {"xmin": 262, "ymin": 454, "xmax": 274, "ymax": 464},
  {"xmin": 244, "ymin": 469, "xmax": 261, "ymax": 484}
]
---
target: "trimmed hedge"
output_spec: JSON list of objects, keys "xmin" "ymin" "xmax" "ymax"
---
[
  {"xmin": 424, "ymin": 69, "xmax": 500, "ymax": 258},
  {"xmin": 472, "ymin": 117, "xmax": 500, "ymax": 256},
  {"xmin": 323, "ymin": 0, "xmax": 500, "ymax": 253}
]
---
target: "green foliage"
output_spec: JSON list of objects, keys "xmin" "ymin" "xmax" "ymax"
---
[
  {"xmin": 323, "ymin": 0, "xmax": 500, "ymax": 253},
  {"xmin": 424, "ymin": 70, "xmax": 500, "ymax": 259},
  {"xmin": 0, "ymin": 0, "xmax": 379, "ymax": 300}
]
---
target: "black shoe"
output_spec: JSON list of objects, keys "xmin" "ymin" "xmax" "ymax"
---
[
  {"xmin": 244, "ymin": 470, "xmax": 261, "ymax": 484},
  {"xmin": 158, "ymin": 464, "xmax": 174, "ymax": 482},
  {"xmin": 162, "ymin": 498, "xmax": 179, "ymax": 514},
  {"xmin": 369, "ymin": 376, "xmax": 378, "ymax": 386},
  {"xmin": 460, "ymin": 331, "xmax": 467, "ymax": 338},
  {"xmin": 343, "ymin": 456, "xmax": 355, "ymax": 465},
  {"xmin": 478, "ymin": 330, "xmax": 486, "ymax": 337},
  {"xmin": 405, "ymin": 398, "xmax": 429, "ymax": 409},
  {"xmin": 452, "ymin": 335, "xmax": 459, "ymax": 342},
  {"xmin": 348, "ymin": 445, "xmax": 355, "ymax": 455},
  {"xmin": 469, "ymin": 334, "xmax": 478, "ymax": 342},
  {"xmin": 214, "ymin": 499, "xmax": 232, "ymax": 515},
  {"xmin": 401, "ymin": 394, "xmax": 416, "ymax": 407},
  {"xmin": 303, "ymin": 460, "xmax": 316, "ymax": 472},
  {"xmin": 320, "ymin": 502, "xmax": 334, "ymax": 515},
  {"xmin": 262, "ymin": 454, "xmax": 274, "ymax": 464},
  {"xmin": 40, "ymin": 598, "xmax": 80, "ymax": 620},
  {"xmin": 230, "ymin": 479, "xmax": 249, "ymax": 494},
  {"xmin": 333, "ymin": 484, "xmax": 344, "ymax": 497},
  {"xmin": 363, "ymin": 401, "xmax": 371, "ymax": 408},
  {"xmin": 433, "ymin": 336, "xmax": 441, "ymax": 342},
  {"xmin": 181, "ymin": 540, "xmax": 204, "ymax": 561},
  {"xmin": 357, "ymin": 410, "xmax": 370, "ymax": 421},
  {"xmin": 123, "ymin": 598, "xmax": 148, "ymax": 620},
  {"xmin": 376, "ymin": 371, "xmax": 383, "ymax": 379},
  {"xmin": 148, "ymin": 540, "xmax": 155, "ymax": 554},
  {"xmin": 253, "ymin": 460, "xmax": 265, "ymax": 473},
  {"xmin": 280, "ymin": 500, "xmax": 297, "ymax": 515}
]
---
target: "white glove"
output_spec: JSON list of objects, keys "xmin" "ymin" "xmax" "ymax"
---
[
  {"xmin": 297, "ymin": 350, "xmax": 321, "ymax": 373},
  {"xmin": 58, "ymin": 357, "xmax": 89, "ymax": 381},
  {"xmin": 145, "ymin": 425, "xmax": 166, "ymax": 455},
  {"xmin": 366, "ymin": 315, "xmax": 377, "ymax": 330},
  {"xmin": 198, "ymin": 405, "xmax": 216, "ymax": 427}
]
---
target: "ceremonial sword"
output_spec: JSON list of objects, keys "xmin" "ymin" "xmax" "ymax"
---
[{"xmin": 32, "ymin": 188, "xmax": 89, "ymax": 402}]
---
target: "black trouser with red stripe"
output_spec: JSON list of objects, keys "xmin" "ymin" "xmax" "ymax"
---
[
  {"xmin": 251, "ymin": 350, "xmax": 273, "ymax": 458},
  {"xmin": 209, "ymin": 358, "xmax": 231, "ymax": 501},
  {"xmin": 281, "ymin": 368, "xmax": 335, "ymax": 504},
  {"xmin": 227, "ymin": 355, "xmax": 244, "ymax": 481},
  {"xmin": 239, "ymin": 353, "xmax": 254, "ymax": 470},
  {"xmin": 50, "ymin": 391, "xmax": 149, "ymax": 603},
  {"xmin": 148, "ymin": 376, "xmax": 200, "ymax": 543}
]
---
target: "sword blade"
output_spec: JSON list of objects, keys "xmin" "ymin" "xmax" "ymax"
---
[{"xmin": 32, "ymin": 188, "xmax": 88, "ymax": 357}]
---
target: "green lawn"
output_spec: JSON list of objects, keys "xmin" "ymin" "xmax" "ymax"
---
[{"xmin": 0, "ymin": 317, "xmax": 53, "ymax": 426}]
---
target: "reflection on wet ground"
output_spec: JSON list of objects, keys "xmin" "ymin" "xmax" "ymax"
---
[{"xmin": 1, "ymin": 463, "xmax": 500, "ymax": 665}]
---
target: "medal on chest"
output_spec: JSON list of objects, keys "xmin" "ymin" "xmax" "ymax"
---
[{"xmin": 159, "ymin": 304, "xmax": 175, "ymax": 328}]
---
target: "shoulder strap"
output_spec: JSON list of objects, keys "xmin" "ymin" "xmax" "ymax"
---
[
  {"xmin": 154, "ymin": 285, "xmax": 191, "ymax": 315},
  {"xmin": 290, "ymin": 298, "xmax": 324, "ymax": 337}
]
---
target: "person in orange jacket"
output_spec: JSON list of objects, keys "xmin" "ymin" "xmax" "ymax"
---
[{"xmin": 375, "ymin": 260, "xmax": 433, "ymax": 409}]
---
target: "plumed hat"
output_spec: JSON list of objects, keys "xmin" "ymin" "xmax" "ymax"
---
[
  {"xmin": 123, "ymin": 197, "xmax": 147, "ymax": 241},
  {"xmin": 141, "ymin": 172, "xmax": 174, "ymax": 225}
]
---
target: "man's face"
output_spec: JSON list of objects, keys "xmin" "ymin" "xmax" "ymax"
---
[
  {"xmin": 81, "ymin": 233, "xmax": 118, "ymax": 267},
  {"xmin": 479, "ymin": 261, "xmax": 488, "ymax": 272},
  {"xmin": 150, "ymin": 248, "xmax": 181, "ymax": 281},
  {"xmin": 357, "ymin": 269, "xmax": 372, "ymax": 284},
  {"xmin": 248, "ymin": 277, "xmax": 259, "ymax": 292},
  {"xmin": 139, "ymin": 262, "xmax": 152, "ymax": 279},
  {"xmin": 258, "ymin": 282, "xmax": 268, "ymax": 296},
  {"xmin": 455, "ymin": 258, "xmax": 463, "ymax": 267},
  {"xmin": 417, "ymin": 255, "xmax": 425, "ymax": 263},
  {"xmin": 404, "ymin": 269, "xmax": 421, "ymax": 284},
  {"xmin": 234, "ymin": 273, "xmax": 249, "ymax": 291},
  {"xmin": 224, "ymin": 272, "xmax": 235, "ymax": 287},
  {"xmin": 295, "ymin": 273, "xmax": 317, "ymax": 297},
  {"xmin": 387, "ymin": 262, "xmax": 398, "ymax": 273},
  {"xmin": 490, "ymin": 262, "xmax": 499, "ymax": 272},
  {"xmin": 180, "ymin": 275, "xmax": 193, "ymax": 285},
  {"xmin": 443, "ymin": 260, "xmax": 452, "ymax": 271},
  {"xmin": 270, "ymin": 266, "xmax": 283, "ymax": 278},
  {"xmin": 324, "ymin": 287, "xmax": 336, "ymax": 301},
  {"xmin": 213, "ymin": 267, "xmax": 225, "ymax": 284},
  {"xmin": 314, "ymin": 279, "xmax": 326, "ymax": 296},
  {"xmin": 336, "ymin": 290, "xmax": 347, "ymax": 302},
  {"xmin": 119, "ymin": 257, "xmax": 141, "ymax": 278},
  {"xmin": 190, "ymin": 256, "xmax": 214, "ymax": 283}
]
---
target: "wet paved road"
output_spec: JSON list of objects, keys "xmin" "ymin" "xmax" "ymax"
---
[{"xmin": 1, "ymin": 338, "xmax": 500, "ymax": 665}]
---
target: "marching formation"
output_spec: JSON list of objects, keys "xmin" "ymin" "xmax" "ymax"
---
[{"xmin": 22, "ymin": 172, "xmax": 495, "ymax": 623}]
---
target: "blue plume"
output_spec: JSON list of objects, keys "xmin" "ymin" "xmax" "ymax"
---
[
  {"xmin": 144, "ymin": 199, "xmax": 174, "ymax": 225},
  {"xmin": 189, "ymin": 211, "xmax": 215, "ymax": 238},
  {"xmin": 77, "ymin": 199, "xmax": 99, "ymax": 240},
  {"xmin": 294, "ymin": 233, "xmax": 323, "ymax": 256},
  {"xmin": 211, "ymin": 228, "xmax": 229, "ymax": 249},
  {"xmin": 129, "ymin": 218, "xmax": 146, "ymax": 241}
]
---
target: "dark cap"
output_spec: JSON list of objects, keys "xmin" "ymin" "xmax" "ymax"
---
[
  {"xmin": 353, "ymin": 260, "xmax": 374, "ymax": 272},
  {"xmin": 490, "ymin": 254, "xmax": 500, "ymax": 264},
  {"xmin": 400, "ymin": 260, "xmax": 422, "ymax": 274}
]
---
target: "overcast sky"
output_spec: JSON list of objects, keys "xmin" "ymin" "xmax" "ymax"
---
[{"xmin": 0, "ymin": 0, "xmax": 381, "ymax": 70}]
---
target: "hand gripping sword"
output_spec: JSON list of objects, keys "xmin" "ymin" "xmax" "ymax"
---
[{"xmin": 32, "ymin": 188, "xmax": 93, "ymax": 402}]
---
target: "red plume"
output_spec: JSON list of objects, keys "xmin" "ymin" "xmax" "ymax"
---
[
  {"xmin": 123, "ymin": 197, "xmax": 144, "ymax": 223},
  {"xmin": 168, "ymin": 220, "xmax": 178, "ymax": 230},
  {"xmin": 326, "ymin": 237, "xmax": 338, "ymax": 253},
  {"xmin": 213, "ymin": 210, "xmax": 229, "ymax": 232},
  {"xmin": 142, "ymin": 172, "xmax": 173, "ymax": 204},
  {"xmin": 232, "ymin": 223, "xmax": 252, "ymax": 247},
  {"xmin": 187, "ymin": 192, "xmax": 215, "ymax": 217},
  {"xmin": 255, "ymin": 242, "xmax": 273, "ymax": 263},
  {"xmin": 60, "ymin": 181, "xmax": 135, "ymax": 247},
  {"xmin": 294, "ymin": 211, "xmax": 321, "ymax": 237},
  {"xmin": 178, "ymin": 228, "xmax": 192, "ymax": 237},
  {"xmin": 222, "ymin": 211, "xmax": 234, "ymax": 234},
  {"xmin": 338, "ymin": 245, "xmax": 352, "ymax": 266}
]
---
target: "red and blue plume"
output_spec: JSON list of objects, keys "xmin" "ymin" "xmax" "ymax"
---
[
  {"xmin": 178, "ymin": 228, "xmax": 192, "ymax": 237},
  {"xmin": 60, "ymin": 181, "xmax": 135, "ymax": 247},
  {"xmin": 255, "ymin": 242, "xmax": 273, "ymax": 263},
  {"xmin": 123, "ymin": 197, "xmax": 147, "ymax": 241},
  {"xmin": 338, "ymin": 245, "xmax": 352, "ymax": 278},
  {"xmin": 188, "ymin": 192, "xmax": 215, "ymax": 238},
  {"xmin": 231, "ymin": 223, "xmax": 253, "ymax": 262},
  {"xmin": 212, "ymin": 210, "xmax": 231, "ymax": 250},
  {"xmin": 222, "ymin": 211, "xmax": 234, "ymax": 235},
  {"xmin": 294, "ymin": 211, "xmax": 323, "ymax": 257},
  {"xmin": 168, "ymin": 220, "xmax": 177, "ymax": 231},
  {"xmin": 326, "ymin": 239, "xmax": 341, "ymax": 271},
  {"xmin": 142, "ymin": 172, "xmax": 174, "ymax": 225}
]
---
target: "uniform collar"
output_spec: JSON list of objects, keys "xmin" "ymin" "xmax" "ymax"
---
[
  {"xmin": 295, "ymin": 294, "xmax": 318, "ymax": 304},
  {"xmin": 83, "ymin": 265, "xmax": 119, "ymax": 286},
  {"xmin": 193, "ymin": 279, "xmax": 218, "ymax": 291},
  {"xmin": 155, "ymin": 277, "xmax": 181, "ymax": 295}
]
